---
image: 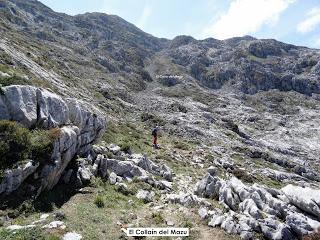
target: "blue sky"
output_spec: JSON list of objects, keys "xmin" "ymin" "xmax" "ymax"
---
[{"xmin": 39, "ymin": 0, "xmax": 320, "ymax": 48}]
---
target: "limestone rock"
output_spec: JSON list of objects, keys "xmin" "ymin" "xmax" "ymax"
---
[
  {"xmin": 239, "ymin": 199, "xmax": 263, "ymax": 220},
  {"xmin": 2, "ymin": 85, "xmax": 38, "ymax": 128},
  {"xmin": 136, "ymin": 189, "xmax": 155, "ymax": 203},
  {"xmin": 286, "ymin": 213, "xmax": 320, "ymax": 238},
  {"xmin": 282, "ymin": 185, "xmax": 320, "ymax": 219},
  {"xmin": 42, "ymin": 221, "xmax": 66, "ymax": 229},
  {"xmin": 63, "ymin": 232, "xmax": 83, "ymax": 240},
  {"xmin": 194, "ymin": 173, "xmax": 222, "ymax": 199},
  {"xmin": 78, "ymin": 167, "xmax": 91, "ymax": 184},
  {"xmin": 109, "ymin": 172, "xmax": 117, "ymax": 185},
  {"xmin": 128, "ymin": 154, "xmax": 173, "ymax": 181},
  {"xmin": 6, "ymin": 224, "xmax": 36, "ymax": 231},
  {"xmin": 198, "ymin": 207, "xmax": 208, "ymax": 219},
  {"xmin": 0, "ymin": 85, "xmax": 106, "ymax": 193},
  {"xmin": 37, "ymin": 88, "xmax": 69, "ymax": 128},
  {"xmin": 0, "ymin": 160, "xmax": 39, "ymax": 195},
  {"xmin": 104, "ymin": 159, "xmax": 147, "ymax": 178},
  {"xmin": 62, "ymin": 169, "xmax": 73, "ymax": 184},
  {"xmin": 0, "ymin": 95, "xmax": 10, "ymax": 120},
  {"xmin": 196, "ymin": 172, "xmax": 320, "ymax": 239},
  {"xmin": 108, "ymin": 144, "xmax": 121, "ymax": 154}
]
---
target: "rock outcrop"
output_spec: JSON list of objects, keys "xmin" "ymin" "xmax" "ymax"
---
[
  {"xmin": 57, "ymin": 143, "xmax": 174, "ymax": 193},
  {"xmin": 136, "ymin": 189, "xmax": 155, "ymax": 203},
  {"xmin": 0, "ymin": 85, "xmax": 106, "ymax": 195},
  {"xmin": 194, "ymin": 170, "xmax": 320, "ymax": 239},
  {"xmin": 0, "ymin": 161, "xmax": 39, "ymax": 195}
]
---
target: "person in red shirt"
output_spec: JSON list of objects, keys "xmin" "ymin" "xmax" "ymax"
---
[{"xmin": 152, "ymin": 126, "xmax": 159, "ymax": 149}]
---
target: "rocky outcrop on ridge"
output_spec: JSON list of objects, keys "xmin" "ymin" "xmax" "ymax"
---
[{"xmin": 0, "ymin": 85, "xmax": 106, "ymax": 195}]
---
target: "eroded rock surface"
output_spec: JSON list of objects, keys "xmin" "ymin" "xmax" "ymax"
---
[
  {"xmin": 194, "ymin": 171, "xmax": 320, "ymax": 239},
  {"xmin": 0, "ymin": 85, "xmax": 106, "ymax": 195}
]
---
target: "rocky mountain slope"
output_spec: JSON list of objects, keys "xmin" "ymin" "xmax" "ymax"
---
[{"xmin": 0, "ymin": 0, "xmax": 320, "ymax": 239}]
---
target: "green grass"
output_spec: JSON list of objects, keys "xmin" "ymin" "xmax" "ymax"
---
[
  {"xmin": 255, "ymin": 175, "xmax": 286, "ymax": 189},
  {"xmin": 0, "ymin": 228, "xmax": 60, "ymax": 240},
  {"xmin": 102, "ymin": 122, "xmax": 153, "ymax": 155},
  {"xmin": 173, "ymin": 141, "xmax": 191, "ymax": 151},
  {"xmin": 94, "ymin": 195, "xmax": 105, "ymax": 208},
  {"xmin": 140, "ymin": 112, "xmax": 165, "ymax": 126},
  {"xmin": 0, "ymin": 75, "xmax": 31, "ymax": 87},
  {"xmin": 160, "ymin": 87, "xmax": 191, "ymax": 99},
  {"xmin": 128, "ymin": 181, "xmax": 152, "ymax": 195},
  {"xmin": 232, "ymin": 168, "xmax": 254, "ymax": 183},
  {"xmin": 60, "ymin": 180, "xmax": 145, "ymax": 240},
  {"xmin": 247, "ymin": 54, "xmax": 266, "ymax": 62},
  {"xmin": 91, "ymin": 178, "xmax": 145, "ymax": 209},
  {"xmin": 181, "ymin": 220, "xmax": 193, "ymax": 228},
  {"xmin": 151, "ymin": 212, "xmax": 164, "ymax": 225}
]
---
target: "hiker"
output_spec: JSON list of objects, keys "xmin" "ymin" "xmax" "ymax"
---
[{"xmin": 152, "ymin": 126, "xmax": 159, "ymax": 149}]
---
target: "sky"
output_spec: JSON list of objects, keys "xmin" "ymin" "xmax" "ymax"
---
[{"xmin": 38, "ymin": 0, "xmax": 320, "ymax": 49}]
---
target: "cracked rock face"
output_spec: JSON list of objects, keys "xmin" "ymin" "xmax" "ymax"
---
[
  {"xmin": 91, "ymin": 151, "xmax": 174, "ymax": 191},
  {"xmin": 0, "ymin": 85, "xmax": 106, "ymax": 195},
  {"xmin": 194, "ymin": 172, "xmax": 320, "ymax": 240},
  {"xmin": 0, "ymin": 161, "xmax": 39, "ymax": 195}
]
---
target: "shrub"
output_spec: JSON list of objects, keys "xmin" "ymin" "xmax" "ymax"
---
[
  {"xmin": 181, "ymin": 220, "xmax": 193, "ymax": 228},
  {"xmin": 0, "ymin": 74, "xmax": 30, "ymax": 87},
  {"xmin": 94, "ymin": 195, "xmax": 105, "ymax": 208},
  {"xmin": 0, "ymin": 120, "xmax": 58, "ymax": 169},
  {"xmin": 141, "ymin": 112, "xmax": 155, "ymax": 122},
  {"xmin": 30, "ymin": 129, "xmax": 56, "ymax": 164},
  {"xmin": 0, "ymin": 120, "xmax": 31, "ymax": 169},
  {"xmin": 170, "ymin": 102, "xmax": 187, "ymax": 113},
  {"xmin": 151, "ymin": 212, "xmax": 164, "ymax": 224},
  {"xmin": 120, "ymin": 142, "xmax": 131, "ymax": 154},
  {"xmin": 140, "ymin": 113, "xmax": 165, "ymax": 126},
  {"xmin": 137, "ymin": 68, "xmax": 153, "ymax": 82},
  {"xmin": 232, "ymin": 168, "xmax": 254, "ymax": 183},
  {"xmin": 173, "ymin": 141, "xmax": 189, "ymax": 150}
]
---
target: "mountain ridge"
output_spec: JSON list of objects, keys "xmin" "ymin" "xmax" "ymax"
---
[{"xmin": 2, "ymin": 0, "xmax": 320, "ymax": 99}]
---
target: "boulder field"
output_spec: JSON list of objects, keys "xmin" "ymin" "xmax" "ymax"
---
[{"xmin": 193, "ymin": 169, "xmax": 320, "ymax": 240}]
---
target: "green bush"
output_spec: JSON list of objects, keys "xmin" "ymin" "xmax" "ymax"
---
[
  {"xmin": 140, "ymin": 112, "xmax": 155, "ymax": 122},
  {"xmin": 120, "ymin": 142, "xmax": 131, "ymax": 154},
  {"xmin": 0, "ymin": 74, "xmax": 30, "ymax": 87},
  {"xmin": 0, "ymin": 120, "xmax": 31, "ymax": 169},
  {"xmin": 181, "ymin": 220, "xmax": 193, "ymax": 228},
  {"xmin": 170, "ymin": 102, "xmax": 187, "ymax": 113},
  {"xmin": 140, "ymin": 113, "xmax": 165, "ymax": 126},
  {"xmin": 0, "ymin": 121, "xmax": 59, "ymax": 170},
  {"xmin": 151, "ymin": 212, "xmax": 164, "ymax": 224},
  {"xmin": 30, "ymin": 128, "xmax": 60, "ymax": 164},
  {"xmin": 94, "ymin": 195, "xmax": 105, "ymax": 208},
  {"xmin": 136, "ymin": 68, "xmax": 153, "ymax": 82},
  {"xmin": 232, "ymin": 168, "xmax": 254, "ymax": 183},
  {"xmin": 173, "ymin": 141, "xmax": 190, "ymax": 150}
]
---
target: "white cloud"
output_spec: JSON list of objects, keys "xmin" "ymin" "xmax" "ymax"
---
[
  {"xmin": 202, "ymin": 0, "xmax": 295, "ymax": 39},
  {"xmin": 297, "ymin": 7, "xmax": 320, "ymax": 34},
  {"xmin": 136, "ymin": 4, "xmax": 152, "ymax": 29}
]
